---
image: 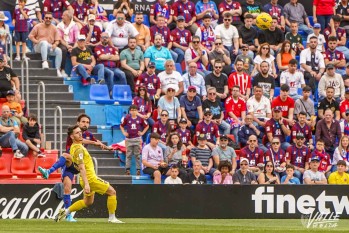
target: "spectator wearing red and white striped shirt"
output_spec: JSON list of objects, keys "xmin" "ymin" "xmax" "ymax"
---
[{"xmin": 228, "ymin": 59, "xmax": 251, "ymax": 101}]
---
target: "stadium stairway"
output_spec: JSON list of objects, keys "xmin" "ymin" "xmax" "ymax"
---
[{"xmin": 11, "ymin": 53, "xmax": 131, "ymax": 184}]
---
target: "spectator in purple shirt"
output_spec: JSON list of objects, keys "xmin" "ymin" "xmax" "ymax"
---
[{"xmin": 13, "ymin": 0, "xmax": 30, "ymax": 61}]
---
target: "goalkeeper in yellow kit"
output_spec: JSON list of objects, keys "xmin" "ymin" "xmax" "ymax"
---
[{"xmin": 55, "ymin": 125, "xmax": 123, "ymax": 223}]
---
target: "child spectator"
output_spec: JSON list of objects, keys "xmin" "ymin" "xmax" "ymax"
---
[
  {"xmin": 120, "ymin": 105, "xmax": 149, "ymax": 176},
  {"xmin": 164, "ymin": 165, "xmax": 183, "ymax": 184},
  {"xmin": 176, "ymin": 118, "xmax": 194, "ymax": 150},
  {"xmin": 22, "ymin": 113, "xmax": 44, "ymax": 157},
  {"xmin": 281, "ymin": 164, "xmax": 301, "ymax": 184},
  {"xmin": 3, "ymin": 90, "xmax": 27, "ymax": 125},
  {"xmin": 13, "ymin": 0, "xmax": 30, "ymax": 61},
  {"xmin": 213, "ymin": 161, "xmax": 233, "ymax": 184}
]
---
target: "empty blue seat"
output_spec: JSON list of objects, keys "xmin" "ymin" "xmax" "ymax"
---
[
  {"xmin": 3, "ymin": 11, "xmax": 14, "ymax": 33},
  {"xmin": 112, "ymin": 85, "xmax": 132, "ymax": 105},
  {"xmin": 89, "ymin": 84, "xmax": 115, "ymax": 104},
  {"xmin": 308, "ymin": 16, "xmax": 314, "ymax": 27},
  {"xmin": 274, "ymin": 87, "xmax": 280, "ymax": 97},
  {"xmin": 175, "ymin": 63, "xmax": 183, "ymax": 74},
  {"xmin": 131, "ymin": 14, "xmax": 150, "ymax": 27}
]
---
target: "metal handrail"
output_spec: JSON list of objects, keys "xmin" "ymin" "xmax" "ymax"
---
[
  {"xmin": 21, "ymin": 58, "xmax": 29, "ymax": 113},
  {"xmin": 37, "ymin": 81, "xmax": 46, "ymax": 145},
  {"xmin": 92, "ymin": 157, "xmax": 98, "ymax": 176},
  {"xmin": 6, "ymin": 33, "xmax": 13, "ymax": 68},
  {"xmin": 54, "ymin": 106, "xmax": 62, "ymax": 155}
]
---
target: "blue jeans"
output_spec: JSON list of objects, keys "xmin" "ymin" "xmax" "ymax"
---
[
  {"xmin": 293, "ymin": 169, "xmax": 303, "ymax": 184},
  {"xmin": 104, "ymin": 67, "xmax": 127, "ymax": 93},
  {"xmin": 0, "ymin": 131, "xmax": 28, "ymax": 155},
  {"xmin": 298, "ymin": 23, "xmax": 314, "ymax": 37},
  {"xmin": 317, "ymin": 15, "xmax": 332, "ymax": 32},
  {"xmin": 170, "ymin": 49, "xmax": 178, "ymax": 62},
  {"xmin": 76, "ymin": 64, "xmax": 105, "ymax": 82},
  {"xmin": 336, "ymin": 46, "xmax": 349, "ymax": 61},
  {"xmin": 34, "ymin": 41, "xmax": 62, "ymax": 69},
  {"xmin": 219, "ymin": 120, "xmax": 231, "ymax": 135},
  {"xmin": 281, "ymin": 142, "xmax": 291, "ymax": 151},
  {"xmin": 172, "ymin": 48, "xmax": 185, "ymax": 64}
]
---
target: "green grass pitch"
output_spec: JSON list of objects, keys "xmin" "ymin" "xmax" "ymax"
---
[{"xmin": 1, "ymin": 219, "xmax": 349, "ymax": 233}]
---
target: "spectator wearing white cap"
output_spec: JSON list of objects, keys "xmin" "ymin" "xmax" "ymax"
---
[
  {"xmin": 303, "ymin": 156, "xmax": 328, "ymax": 185},
  {"xmin": 80, "ymin": 14, "xmax": 102, "ymax": 50},
  {"xmin": 233, "ymin": 158, "xmax": 257, "ymax": 184}
]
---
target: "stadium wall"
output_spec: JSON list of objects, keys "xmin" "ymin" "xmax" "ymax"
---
[
  {"xmin": 0, "ymin": 184, "xmax": 348, "ymax": 219},
  {"xmin": 0, "ymin": 0, "xmax": 313, "ymax": 16}
]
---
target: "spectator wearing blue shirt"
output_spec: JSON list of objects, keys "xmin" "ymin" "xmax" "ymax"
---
[
  {"xmin": 144, "ymin": 34, "xmax": 173, "ymax": 74},
  {"xmin": 182, "ymin": 62, "xmax": 207, "ymax": 99},
  {"xmin": 195, "ymin": 0, "xmax": 219, "ymax": 26},
  {"xmin": 180, "ymin": 86, "xmax": 203, "ymax": 128},
  {"xmin": 281, "ymin": 164, "xmax": 301, "ymax": 184}
]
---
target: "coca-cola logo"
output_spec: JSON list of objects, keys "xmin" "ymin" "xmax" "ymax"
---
[{"xmin": 0, "ymin": 188, "xmax": 83, "ymax": 219}]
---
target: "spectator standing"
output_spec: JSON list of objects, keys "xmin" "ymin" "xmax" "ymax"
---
[
  {"xmin": 142, "ymin": 133, "xmax": 167, "ymax": 184},
  {"xmin": 13, "ymin": 0, "xmax": 29, "ymax": 61},
  {"xmin": 313, "ymin": 0, "xmax": 336, "ymax": 32},
  {"xmin": 28, "ymin": 12, "xmax": 63, "ymax": 77},
  {"xmin": 15, "ymin": 0, "xmax": 42, "ymax": 27},
  {"xmin": 120, "ymin": 37, "xmax": 145, "ymax": 93}
]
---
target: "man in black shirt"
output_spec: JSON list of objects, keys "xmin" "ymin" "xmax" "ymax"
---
[
  {"xmin": 184, "ymin": 160, "xmax": 207, "ymax": 184},
  {"xmin": 258, "ymin": 16, "xmax": 284, "ymax": 56},
  {"xmin": 0, "ymin": 55, "xmax": 20, "ymax": 99},
  {"xmin": 336, "ymin": 0, "xmax": 349, "ymax": 33},
  {"xmin": 318, "ymin": 86, "xmax": 340, "ymax": 121},
  {"xmin": 204, "ymin": 60, "xmax": 228, "ymax": 99},
  {"xmin": 252, "ymin": 61, "xmax": 275, "ymax": 100},
  {"xmin": 238, "ymin": 14, "xmax": 259, "ymax": 59},
  {"xmin": 241, "ymin": 0, "xmax": 264, "ymax": 20}
]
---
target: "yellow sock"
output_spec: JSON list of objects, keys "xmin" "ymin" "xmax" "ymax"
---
[
  {"xmin": 107, "ymin": 195, "xmax": 117, "ymax": 214},
  {"xmin": 69, "ymin": 200, "xmax": 87, "ymax": 213}
]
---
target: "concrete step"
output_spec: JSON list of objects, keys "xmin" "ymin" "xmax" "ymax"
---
[
  {"xmin": 31, "ymin": 107, "xmax": 85, "ymax": 117},
  {"xmin": 13, "ymin": 60, "xmax": 52, "ymax": 69},
  {"xmin": 13, "ymin": 68, "xmax": 58, "ymax": 76},
  {"xmin": 28, "ymin": 92, "xmax": 74, "ymax": 101},
  {"xmin": 97, "ymin": 166, "xmax": 124, "ymax": 175},
  {"xmin": 37, "ymin": 116, "xmax": 77, "ymax": 125},
  {"xmin": 89, "ymin": 150, "xmax": 116, "ymax": 158},
  {"xmin": 98, "ymin": 174, "xmax": 132, "ymax": 184},
  {"xmin": 28, "ymin": 100, "xmax": 80, "ymax": 108},
  {"xmin": 28, "ymin": 83, "xmax": 69, "ymax": 92},
  {"xmin": 25, "ymin": 53, "xmax": 44, "ymax": 61},
  {"xmin": 96, "ymin": 158, "xmax": 120, "ymax": 167},
  {"xmin": 25, "ymin": 76, "xmax": 65, "ymax": 85}
]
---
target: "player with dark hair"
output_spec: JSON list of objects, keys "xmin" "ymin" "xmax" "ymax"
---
[{"xmin": 55, "ymin": 125, "xmax": 123, "ymax": 223}]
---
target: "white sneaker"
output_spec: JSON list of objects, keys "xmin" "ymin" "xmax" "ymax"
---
[
  {"xmin": 108, "ymin": 218, "xmax": 124, "ymax": 223},
  {"xmin": 22, "ymin": 55, "xmax": 30, "ymax": 60},
  {"xmin": 57, "ymin": 69, "xmax": 63, "ymax": 77},
  {"xmin": 42, "ymin": 61, "xmax": 49, "ymax": 69},
  {"xmin": 14, "ymin": 150, "xmax": 24, "ymax": 159},
  {"xmin": 15, "ymin": 56, "xmax": 20, "ymax": 61},
  {"xmin": 61, "ymin": 70, "xmax": 68, "ymax": 77}
]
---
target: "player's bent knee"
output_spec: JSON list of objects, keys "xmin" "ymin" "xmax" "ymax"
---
[{"xmin": 105, "ymin": 185, "xmax": 116, "ymax": 196}]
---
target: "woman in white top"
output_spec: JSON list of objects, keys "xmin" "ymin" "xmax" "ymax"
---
[
  {"xmin": 332, "ymin": 135, "xmax": 349, "ymax": 172},
  {"xmin": 252, "ymin": 43, "xmax": 277, "ymax": 78}
]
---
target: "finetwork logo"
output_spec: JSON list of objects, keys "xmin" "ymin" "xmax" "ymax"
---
[
  {"xmin": 251, "ymin": 187, "xmax": 349, "ymax": 215},
  {"xmin": 301, "ymin": 212, "xmax": 340, "ymax": 229}
]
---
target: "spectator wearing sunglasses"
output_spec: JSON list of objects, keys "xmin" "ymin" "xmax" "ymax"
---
[
  {"xmin": 208, "ymin": 39, "xmax": 232, "ymax": 75},
  {"xmin": 240, "ymin": 135, "xmax": 264, "ymax": 176},
  {"xmin": 205, "ymin": 60, "xmax": 229, "ymax": 100},
  {"xmin": 263, "ymin": 137, "xmax": 287, "ymax": 177},
  {"xmin": 80, "ymin": 14, "xmax": 102, "ymax": 51},
  {"xmin": 257, "ymin": 160, "xmax": 280, "ymax": 184},
  {"xmin": 218, "ymin": 0, "xmax": 242, "ymax": 26},
  {"xmin": 234, "ymin": 45, "xmax": 254, "ymax": 76},
  {"xmin": 195, "ymin": 108, "xmax": 220, "ymax": 150},
  {"xmin": 184, "ymin": 36, "xmax": 210, "ymax": 76},
  {"xmin": 233, "ymin": 158, "xmax": 257, "ymax": 184}
]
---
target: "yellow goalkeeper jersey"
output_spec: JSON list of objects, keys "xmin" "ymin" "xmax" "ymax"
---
[{"xmin": 70, "ymin": 142, "xmax": 97, "ymax": 182}]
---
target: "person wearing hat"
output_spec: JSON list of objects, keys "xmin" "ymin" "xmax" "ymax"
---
[
  {"xmin": 171, "ymin": 15, "xmax": 192, "ymax": 64},
  {"xmin": 271, "ymin": 84, "xmax": 295, "ymax": 125},
  {"xmin": 176, "ymin": 117, "xmax": 194, "ymax": 150},
  {"xmin": 211, "ymin": 134, "xmax": 237, "ymax": 173},
  {"xmin": 144, "ymin": 33, "xmax": 173, "ymax": 73},
  {"xmin": 71, "ymin": 34, "xmax": 105, "ymax": 85},
  {"xmin": 190, "ymin": 133, "xmax": 218, "ymax": 176},
  {"xmin": 285, "ymin": 132, "xmax": 311, "ymax": 182},
  {"xmin": 157, "ymin": 84, "xmax": 181, "ymax": 125},
  {"xmin": 294, "ymin": 85, "xmax": 316, "ymax": 127},
  {"xmin": 232, "ymin": 158, "xmax": 257, "ymax": 185},
  {"xmin": 308, "ymin": 139, "xmax": 332, "ymax": 178},
  {"xmin": 303, "ymin": 155, "xmax": 328, "ymax": 185},
  {"xmin": 132, "ymin": 12, "xmax": 151, "ymax": 52},
  {"xmin": 28, "ymin": 11, "xmax": 64, "ymax": 76},
  {"xmin": 171, "ymin": 0, "xmax": 198, "ymax": 35},
  {"xmin": 0, "ymin": 12, "xmax": 9, "ymax": 50},
  {"xmin": 317, "ymin": 86, "xmax": 340, "ymax": 121},
  {"xmin": 194, "ymin": 14, "xmax": 215, "ymax": 53},
  {"xmin": 291, "ymin": 111, "xmax": 313, "ymax": 149},
  {"xmin": 306, "ymin": 23, "xmax": 326, "ymax": 53},
  {"xmin": 149, "ymin": 15, "xmax": 177, "ymax": 62},
  {"xmin": 299, "ymin": 35, "xmax": 325, "ymax": 93},
  {"xmin": 71, "ymin": 0, "xmax": 89, "ymax": 29},
  {"xmin": 328, "ymin": 160, "xmax": 349, "ymax": 184},
  {"xmin": 80, "ymin": 14, "xmax": 102, "ymax": 50},
  {"xmin": 323, "ymin": 36, "xmax": 346, "ymax": 76},
  {"xmin": 323, "ymin": 15, "xmax": 349, "ymax": 61},
  {"xmin": 195, "ymin": 107, "xmax": 220, "ymax": 150},
  {"xmin": 120, "ymin": 36, "xmax": 145, "ymax": 93},
  {"xmin": 228, "ymin": 59, "xmax": 252, "ymax": 100},
  {"xmin": 3, "ymin": 90, "xmax": 27, "ymax": 125},
  {"xmin": 318, "ymin": 63, "xmax": 345, "ymax": 102},
  {"xmin": 158, "ymin": 59, "xmax": 183, "ymax": 96},
  {"xmin": 135, "ymin": 62, "xmax": 161, "ymax": 101},
  {"xmin": 142, "ymin": 132, "xmax": 168, "ymax": 184},
  {"xmin": 179, "ymin": 85, "xmax": 203, "ymax": 129},
  {"xmin": 265, "ymin": 105, "xmax": 291, "ymax": 151},
  {"xmin": 280, "ymin": 59, "xmax": 305, "ymax": 100}
]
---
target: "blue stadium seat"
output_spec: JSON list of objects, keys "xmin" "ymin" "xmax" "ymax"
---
[
  {"xmin": 3, "ymin": 11, "xmax": 14, "ymax": 33},
  {"xmin": 308, "ymin": 16, "xmax": 314, "ymax": 27},
  {"xmin": 131, "ymin": 14, "xmax": 150, "ymax": 27},
  {"xmin": 175, "ymin": 63, "xmax": 183, "ymax": 74},
  {"xmin": 108, "ymin": 14, "xmax": 116, "ymax": 21},
  {"xmin": 274, "ymin": 87, "xmax": 280, "ymax": 97},
  {"xmin": 112, "ymin": 85, "xmax": 132, "ymax": 105},
  {"xmin": 297, "ymin": 88, "xmax": 302, "ymax": 96},
  {"xmin": 89, "ymin": 84, "xmax": 115, "ymax": 104}
]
